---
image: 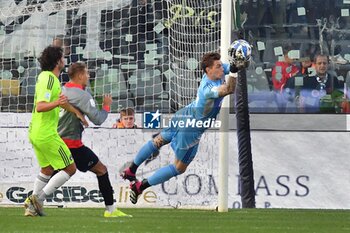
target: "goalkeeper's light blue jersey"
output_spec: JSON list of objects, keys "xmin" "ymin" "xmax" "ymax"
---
[
  {"xmin": 190, "ymin": 63, "xmax": 230, "ymax": 120},
  {"xmin": 160, "ymin": 63, "xmax": 230, "ymax": 163},
  {"xmin": 170, "ymin": 63, "xmax": 230, "ymax": 131}
]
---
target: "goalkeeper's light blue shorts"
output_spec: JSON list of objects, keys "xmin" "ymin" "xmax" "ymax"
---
[{"xmin": 160, "ymin": 126, "xmax": 202, "ymax": 165}]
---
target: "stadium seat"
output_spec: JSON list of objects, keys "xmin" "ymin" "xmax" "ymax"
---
[{"xmin": 245, "ymin": 68, "xmax": 277, "ymax": 113}]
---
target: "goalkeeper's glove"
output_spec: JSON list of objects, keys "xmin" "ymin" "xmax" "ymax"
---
[{"xmin": 230, "ymin": 63, "xmax": 239, "ymax": 73}]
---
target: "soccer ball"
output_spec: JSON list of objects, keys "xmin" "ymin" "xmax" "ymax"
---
[{"xmin": 228, "ymin": 39, "xmax": 252, "ymax": 64}]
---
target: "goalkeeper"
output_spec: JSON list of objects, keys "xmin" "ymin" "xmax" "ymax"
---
[
  {"xmin": 58, "ymin": 62, "xmax": 131, "ymax": 218},
  {"xmin": 121, "ymin": 52, "xmax": 240, "ymax": 204}
]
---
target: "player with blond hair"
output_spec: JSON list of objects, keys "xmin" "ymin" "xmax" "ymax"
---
[{"xmin": 58, "ymin": 62, "xmax": 131, "ymax": 217}]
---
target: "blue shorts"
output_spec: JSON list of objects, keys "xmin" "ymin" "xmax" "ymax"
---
[{"xmin": 160, "ymin": 126, "xmax": 202, "ymax": 165}]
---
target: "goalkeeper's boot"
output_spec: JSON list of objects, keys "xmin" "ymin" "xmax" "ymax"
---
[
  {"xmin": 120, "ymin": 167, "xmax": 136, "ymax": 182},
  {"xmin": 24, "ymin": 197, "xmax": 37, "ymax": 217},
  {"xmin": 104, "ymin": 209, "xmax": 133, "ymax": 218},
  {"xmin": 129, "ymin": 180, "xmax": 143, "ymax": 204},
  {"xmin": 29, "ymin": 194, "xmax": 45, "ymax": 216}
]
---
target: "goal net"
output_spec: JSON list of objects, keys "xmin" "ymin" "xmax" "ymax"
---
[
  {"xmin": 0, "ymin": 1, "xmax": 236, "ymax": 210},
  {"xmin": 0, "ymin": 0, "xmax": 222, "ymax": 113}
]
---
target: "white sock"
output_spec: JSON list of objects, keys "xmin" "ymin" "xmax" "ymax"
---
[
  {"xmin": 33, "ymin": 172, "xmax": 51, "ymax": 195},
  {"xmin": 39, "ymin": 171, "xmax": 70, "ymax": 201},
  {"xmin": 106, "ymin": 205, "xmax": 115, "ymax": 213}
]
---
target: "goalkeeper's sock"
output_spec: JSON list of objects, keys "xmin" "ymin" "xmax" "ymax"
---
[
  {"xmin": 39, "ymin": 170, "xmax": 70, "ymax": 201},
  {"xmin": 140, "ymin": 179, "xmax": 151, "ymax": 191},
  {"xmin": 148, "ymin": 164, "xmax": 180, "ymax": 186},
  {"xmin": 97, "ymin": 172, "xmax": 114, "ymax": 206},
  {"xmin": 33, "ymin": 172, "xmax": 51, "ymax": 196},
  {"xmin": 133, "ymin": 140, "xmax": 158, "ymax": 168},
  {"xmin": 129, "ymin": 163, "xmax": 138, "ymax": 174}
]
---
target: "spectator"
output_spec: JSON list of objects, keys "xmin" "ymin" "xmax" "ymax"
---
[
  {"xmin": 52, "ymin": 35, "xmax": 80, "ymax": 85},
  {"xmin": 272, "ymin": 46, "xmax": 299, "ymax": 91},
  {"xmin": 272, "ymin": 46, "xmax": 299, "ymax": 112},
  {"xmin": 115, "ymin": 107, "xmax": 159, "ymax": 168},
  {"xmin": 299, "ymin": 56, "xmax": 315, "ymax": 76},
  {"xmin": 284, "ymin": 51, "xmax": 315, "ymax": 88},
  {"xmin": 52, "ymin": 35, "xmax": 70, "ymax": 85},
  {"xmin": 52, "ymin": 35, "xmax": 71, "ymax": 57},
  {"xmin": 112, "ymin": 108, "xmax": 138, "ymax": 128},
  {"xmin": 303, "ymin": 54, "xmax": 342, "ymax": 93},
  {"xmin": 283, "ymin": 54, "xmax": 314, "ymax": 112},
  {"xmin": 287, "ymin": 54, "xmax": 342, "ymax": 113}
]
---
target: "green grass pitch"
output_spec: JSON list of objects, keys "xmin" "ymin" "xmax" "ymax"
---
[{"xmin": 0, "ymin": 207, "xmax": 349, "ymax": 233}]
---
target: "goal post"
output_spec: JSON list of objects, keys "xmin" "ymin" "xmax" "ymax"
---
[{"xmin": 218, "ymin": 0, "xmax": 232, "ymax": 213}]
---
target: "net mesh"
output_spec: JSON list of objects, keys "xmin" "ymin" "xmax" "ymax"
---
[
  {"xmin": 167, "ymin": 0, "xmax": 221, "ymax": 109},
  {"xmin": 0, "ymin": 0, "xmax": 222, "ymax": 113}
]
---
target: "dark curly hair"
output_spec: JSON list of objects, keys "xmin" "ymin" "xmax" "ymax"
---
[
  {"xmin": 201, "ymin": 52, "xmax": 221, "ymax": 74},
  {"xmin": 38, "ymin": 46, "xmax": 63, "ymax": 71}
]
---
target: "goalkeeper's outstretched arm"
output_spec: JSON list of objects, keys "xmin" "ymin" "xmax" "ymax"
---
[
  {"xmin": 217, "ymin": 74, "xmax": 237, "ymax": 97},
  {"xmin": 217, "ymin": 62, "xmax": 238, "ymax": 97}
]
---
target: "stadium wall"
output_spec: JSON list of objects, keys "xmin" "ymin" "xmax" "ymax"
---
[{"xmin": 0, "ymin": 113, "xmax": 349, "ymax": 209}]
